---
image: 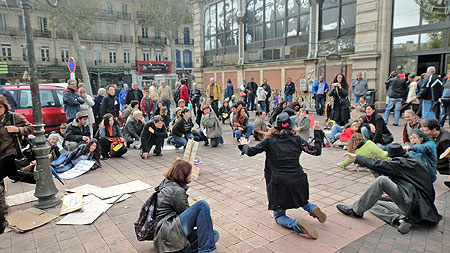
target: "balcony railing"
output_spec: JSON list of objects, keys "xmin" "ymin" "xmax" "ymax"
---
[
  {"xmin": 175, "ymin": 38, "xmax": 194, "ymax": 45},
  {"xmin": 136, "ymin": 11, "xmax": 149, "ymax": 19},
  {"xmin": 77, "ymin": 33, "xmax": 133, "ymax": 43},
  {"xmin": 96, "ymin": 10, "xmax": 132, "ymax": 19},
  {"xmin": 33, "ymin": 29, "xmax": 52, "ymax": 38},
  {"xmin": 87, "ymin": 59, "xmax": 136, "ymax": 68},
  {"xmin": 3, "ymin": 57, "xmax": 136, "ymax": 69},
  {"xmin": 137, "ymin": 36, "xmax": 167, "ymax": 45},
  {"xmin": 0, "ymin": 27, "xmax": 25, "ymax": 37}
]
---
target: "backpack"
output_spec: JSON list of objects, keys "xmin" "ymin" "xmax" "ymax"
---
[
  {"xmin": 134, "ymin": 190, "xmax": 159, "ymax": 241},
  {"xmin": 174, "ymin": 86, "xmax": 181, "ymax": 103}
]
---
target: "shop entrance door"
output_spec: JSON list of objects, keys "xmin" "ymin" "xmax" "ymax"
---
[{"xmin": 417, "ymin": 54, "xmax": 442, "ymax": 76}]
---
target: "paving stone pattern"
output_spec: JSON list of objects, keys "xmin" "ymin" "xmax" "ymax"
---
[{"xmin": 0, "ymin": 114, "xmax": 448, "ymax": 253}]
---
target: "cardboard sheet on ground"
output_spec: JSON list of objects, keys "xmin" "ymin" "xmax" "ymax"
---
[
  {"xmin": 59, "ymin": 160, "xmax": 95, "ymax": 179},
  {"xmin": 60, "ymin": 193, "xmax": 83, "ymax": 215},
  {"xmin": 57, "ymin": 202, "xmax": 112, "ymax": 225},
  {"xmin": 7, "ymin": 208, "xmax": 58, "ymax": 232},
  {"xmin": 83, "ymin": 194, "xmax": 131, "ymax": 205},
  {"xmin": 6, "ymin": 190, "xmax": 37, "ymax": 206},
  {"xmin": 163, "ymin": 145, "xmax": 176, "ymax": 151},
  {"xmin": 66, "ymin": 184, "xmax": 100, "ymax": 195},
  {"xmin": 91, "ymin": 180, "xmax": 151, "ymax": 199}
]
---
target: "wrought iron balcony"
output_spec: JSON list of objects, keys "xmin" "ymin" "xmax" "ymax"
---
[
  {"xmin": 138, "ymin": 36, "xmax": 167, "ymax": 45},
  {"xmin": 0, "ymin": 27, "xmax": 25, "ymax": 37},
  {"xmin": 175, "ymin": 38, "xmax": 195, "ymax": 45},
  {"xmin": 96, "ymin": 10, "xmax": 132, "ymax": 20}
]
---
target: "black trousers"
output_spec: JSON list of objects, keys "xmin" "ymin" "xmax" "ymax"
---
[
  {"xmin": 141, "ymin": 138, "xmax": 164, "ymax": 156},
  {"xmin": 98, "ymin": 137, "xmax": 127, "ymax": 158},
  {"xmin": 0, "ymin": 155, "xmax": 36, "ymax": 184}
]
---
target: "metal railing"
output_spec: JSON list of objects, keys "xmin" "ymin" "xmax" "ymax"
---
[
  {"xmin": 3, "ymin": 57, "xmax": 136, "ymax": 69},
  {"xmin": 78, "ymin": 33, "xmax": 133, "ymax": 43},
  {"xmin": 33, "ymin": 29, "xmax": 52, "ymax": 38},
  {"xmin": 137, "ymin": 36, "xmax": 167, "ymax": 45},
  {"xmin": 175, "ymin": 38, "xmax": 195, "ymax": 45},
  {"xmin": 96, "ymin": 10, "xmax": 132, "ymax": 19},
  {"xmin": 0, "ymin": 27, "xmax": 25, "ymax": 36}
]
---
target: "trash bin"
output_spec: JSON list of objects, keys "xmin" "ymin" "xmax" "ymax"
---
[{"xmin": 366, "ymin": 89, "xmax": 377, "ymax": 104}]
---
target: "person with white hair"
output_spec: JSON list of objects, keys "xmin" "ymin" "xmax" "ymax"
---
[
  {"xmin": 417, "ymin": 66, "xmax": 443, "ymax": 120},
  {"xmin": 123, "ymin": 110, "xmax": 145, "ymax": 149}
]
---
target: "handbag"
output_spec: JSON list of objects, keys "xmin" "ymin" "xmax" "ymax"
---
[
  {"xmin": 107, "ymin": 137, "xmax": 127, "ymax": 157},
  {"xmin": 240, "ymin": 90, "xmax": 246, "ymax": 97},
  {"xmin": 380, "ymin": 133, "xmax": 394, "ymax": 145},
  {"xmin": 9, "ymin": 113, "xmax": 34, "ymax": 168}
]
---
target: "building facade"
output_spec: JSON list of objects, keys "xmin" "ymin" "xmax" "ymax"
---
[
  {"xmin": 0, "ymin": 0, "xmax": 194, "ymax": 91},
  {"xmin": 192, "ymin": 0, "xmax": 450, "ymax": 106}
]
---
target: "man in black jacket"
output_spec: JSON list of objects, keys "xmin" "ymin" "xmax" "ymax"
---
[
  {"xmin": 336, "ymin": 143, "xmax": 442, "ymax": 234},
  {"xmin": 246, "ymin": 77, "xmax": 258, "ymax": 111},
  {"xmin": 64, "ymin": 112, "xmax": 91, "ymax": 151},
  {"xmin": 101, "ymin": 85, "xmax": 120, "ymax": 118},
  {"xmin": 262, "ymin": 78, "xmax": 271, "ymax": 114},
  {"xmin": 384, "ymin": 71, "xmax": 407, "ymax": 126},
  {"xmin": 417, "ymin": 66, "xmax": 443, "ymax": 120},
  {"xmin": 140, "ymin": 116, "xmax": 168, "ymax": 159},
  {"xmin": 423, "ymin": 119, "xmax": 450, "ymax": 188},
  {"xmin": 125, "ymin": 82, "xmax": 143, "ymax": 108}
]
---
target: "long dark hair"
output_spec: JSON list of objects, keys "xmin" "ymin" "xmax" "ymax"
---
[
  {"xmin": 103, "ymin": 113, "xmax": 118, "ymax": 128},
  {"xmin": 82, "ymin": 139, "xmax": 101, "ymax": 156},
  {"xmin": 332, "ymin": 73, "xmax": 348, "ymax": 90}
]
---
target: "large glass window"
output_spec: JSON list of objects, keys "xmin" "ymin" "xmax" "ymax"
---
[
  {"xmin": 204, "ymin": 0, "xmax": 239, "ymax": 52},
  {"xmin": 392, "ymin": 34, "xmax": 419, "ymax": 52},
  {"xmin": 393, "ymin": 0, "xmax": 448, "ymax": 29}
]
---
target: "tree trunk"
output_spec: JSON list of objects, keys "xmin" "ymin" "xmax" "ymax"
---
[
  {"xmin": 72, "ymin": 31, "xmax": 93, "ymax": 95},
  {"xmin": 168, "ymin": 33, "xmax": 177, "ymax": 75}
]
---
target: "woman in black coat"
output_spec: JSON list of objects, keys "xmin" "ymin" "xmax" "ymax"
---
[
  {"xmin": 360, "ymin": 104, "xmax": 393, "ymax": 149},
  {"xmin": 239, "ymin": 112, "xmax": 326, "ymax": 239},
  {"xmin": 98, "ymin": 113, "xmax": 127, "ymax": 159},
  {"xmin": 329, "ymin": 73, "xmax": 350, "ymax": 126}
]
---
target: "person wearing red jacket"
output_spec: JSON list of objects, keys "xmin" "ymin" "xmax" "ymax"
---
[
  {"xmin": 140, "ymin": 88, "xmax": 154, "ymax": 121},
  {"xmin": 333, "ymin": 121, "xmax": 360, "ymax": 149},
  {"xmin": 180, "ymin": 81, "xmax": 190, "ymax": 103}
]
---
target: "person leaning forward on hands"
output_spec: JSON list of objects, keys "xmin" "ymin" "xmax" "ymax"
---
[
  {"xmin": 238, "ymin": 113, "xmax": 326, "ymax": 239},
  {"xmin": 140, "ymin": 116, "xmax": 168, "ymax": 159},
  {"xmin": 337, "ymin": 143, "xmax": 441, "ymax": 234}
]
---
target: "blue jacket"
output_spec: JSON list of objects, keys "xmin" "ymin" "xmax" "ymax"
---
[
  {"xmin": 0, "ymin": 86, "xmax": 17, "ymax": 112},
  {"xmin": 311, "ymin": 81, "xmax": 329, "ymax": 95},
  {"xmin": 63, "ymin": 88, "xmax": 85, "ymax": 120},
  {"xmin": 118, "ymin": 89, "xmax": 128, "ymax": 105},
  {"xmin": 409, "ymin": 140, "xmax": 437, "ymax": 182},
  {"xmin": 225, "ymin": 83, "xmax": 234, "ymax": 99},
  {"xmin": 284, "ymin": 82, "xmax": 295, "ymax": 96}
]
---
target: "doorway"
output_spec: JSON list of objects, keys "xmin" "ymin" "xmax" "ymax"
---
[{"xmin": 417, "ymin": 54, "xmax": 442, "ymax": 75}]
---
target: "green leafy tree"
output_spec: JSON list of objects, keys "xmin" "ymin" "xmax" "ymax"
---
[
  {"xmin": 40, "ymin": 0, "xmax": 100, "ymax": 95},
  {"xmin": 139, "ymin": 0, "xmax": 192, "ymax": 73}
]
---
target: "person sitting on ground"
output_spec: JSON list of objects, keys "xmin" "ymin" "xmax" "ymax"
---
[
  {"xmin": 350, "ymin": 96, "xmax": 367, "ymax": 122},
  {"xmin": 360, "ymin": 104, "xmax": 393, "ymax": 149},
  {"xmin": 51, "ymin": 139, "xmax": 101, "ymax": 173},
  {"xmin": 178, "ymin": 99, "xmax": 189, "ymax": 110},
  {"xmin": 269, "ymin": 101, "xmax": 288, "ymax": 125},
  {"xmin": 337, "ymin": 133, "xmax": 389, "ymax": 171},
  {"xmin": 295, "ymin": 108, "xmax": 311, "ymax": 141},
  {"xmin": 153, "ymin": 101, "xmax": 165, "ymax": 117},
  {"xmin": 333, "ymin": 121, "xmax": 360, "ymax": 149},
  {"xmin": 122, "ymin": 100, "xmax": 139, "ymax": 123},
  {"xmin": 253, "ymin": 110, "xmax": 268, "ymax": 141},
  {"xmin": 239, "ymin": 113, "xmax": 326, "ymax": 239},
  {"xmin": 64, "ymin": 111, "xmax": 91, "ymax": 151},
  {"xmin": 218, "ymin": 99, "xmax": 231, "ymax": 124},
  {"xmin": 170, "ymin": 108, "xmax": 199, "ymax": 149},
  {"xmin": 50, "ymin": 122, "xmax": 67, "ymax": 152},
  {"xmin": 337, "ymin": 143, "xmax": 442, "ymax": 234},
  {"xmin": 140, "ymin": 116, "xmax": 168, "ymax": 159},
  {"xmin": 233, "ymin": 106, "xmax": 254, "ymax": 141},
  {"xmin": 403, "ymin": 129, "xmax": 437, "ymax": 182},
  {"xmin": 422, "ymin": 119, "xmax": 450, "ymax": 188},
  {"xmin": 402, "ymin": 110, "xmax": 424, "ymax": 143},
  {"xmin": 123, "ymin": 110, "xmax": 145, "ymax": 149},
  {"xmin": 169, "ymin": 107, "xmax": 183, "ymax": 133},
  {"xmin": 160, "ymin": 106, "xmax": 170, "ymax": 128},
  {"xmin": 297, "ymin": 97, "xmax": 311, "ymax": 111},
  {"xmin": 153, "ymin": 159, "xmax": 219, "ymax": 252},
  {"xmin": 98, "ymin": 113, "xmax": 127, "ymax": 159},
  {"xmin": 198, "ymin": 104, "xmax": 224, "ymax": 147},
  {"xmin": 47, "ymin": 134, "xmax": 61, "ymax": 163}
]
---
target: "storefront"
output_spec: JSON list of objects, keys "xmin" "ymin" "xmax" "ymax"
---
[
  {"xmin": 137, "ymin": 61, "xmax": 172, "ymax": 87},
  {"xmin": 88, "ymin": 67, "xmax": 133, "ymax": 93}
]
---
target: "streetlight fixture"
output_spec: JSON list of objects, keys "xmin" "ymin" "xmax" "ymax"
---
[{"xmin": 21, "ymin": 0, "xmax": 61, "ymax": 209}]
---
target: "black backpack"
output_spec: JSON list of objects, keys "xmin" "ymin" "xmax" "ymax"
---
[{"xmin": 134, "ymin": 190, "xmax": 159, "ymax": 241}]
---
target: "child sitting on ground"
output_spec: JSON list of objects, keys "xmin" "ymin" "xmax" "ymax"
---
[
  {"xmin": 253, "ymin": 110, "xmax": 269, "ymax": 141},
  {"xmin": 332, "ymin": 121, "xmax": 360, "ymax": 149},
  {"xmin": 338, "ymin": 133, "xmax": 390, "ymax": 172},
  {"xmin": 295, "ymin": 108, "xmax": 310, "ymax": 141}
]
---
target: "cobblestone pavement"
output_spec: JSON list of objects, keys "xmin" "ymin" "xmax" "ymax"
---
[{"xmin": 0, "ymin": 114, "xmax": 448, "ymax": 253}]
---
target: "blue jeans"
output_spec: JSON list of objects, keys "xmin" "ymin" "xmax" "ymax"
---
[
  {"xmin": 50, "ymin": 152, "xmax": 73, "ymax": 173},
  {"xmin": 315, "ymin": 94, "xmax": 326, "ymax": 115},
  {"xmin": 290, "ymin": 115, "xmax": 297, "ymax": 127},
  {"xmin": 179, "ymin": 200, "xmax": 219, "ymax": 253},
  {"xmin": 285, "ymin": 95, "xmax": 292, "ymax": 103},
  {"xmin": 330, "ymin": 124, "xmax": 343, "ymax": 143},
  {"xmin": 170, "ymin": 134, "xmax": 199, "ymax": 148},
  {"xmin": 384, "ymin": 97, "xmax": 402, "ymax": 125},
  {"xmin": 354, "ymin": 94, "xmax": 366, "ymax": 104},
  {"xmin": 198, "ymin": 130, "xmax": 223, "ymax": 147},
  {"xmin": 234, "ymin": 124, "xmax": 254, "ymax": 139},
  {"xmin": 162, "ymin": 99, "xmax": 171, "ymax": 117},
  {"xmin": 259, "ymin": 101, "xmax": 266, "ymax": 112},
  {"xmin": 120, "ymin": 103, "xmax": 127, "ymax": 113},
  {"xmin": 361, "ymin": 126, "xmax": 372, "ymax": 142},
  {"xmin": 422, "ymin": 100, "xmax": 436, "ymax": 120},
  {"xmin": 273, "ymin": 201, "xmax": 319, "ymax": 234}
]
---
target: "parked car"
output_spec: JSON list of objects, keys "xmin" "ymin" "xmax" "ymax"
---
[{"xmin": 4, "ymin": 83, "xmax": 67, "ymax": 133}]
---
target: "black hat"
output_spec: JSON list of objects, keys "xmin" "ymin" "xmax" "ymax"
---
[
  {"xmin": 275, "ymin": 112, "xmax": 293, "ymax": 129},
  {"xmin": 387, "ymin": 143, "xmax": 407, "ymax": 158}
]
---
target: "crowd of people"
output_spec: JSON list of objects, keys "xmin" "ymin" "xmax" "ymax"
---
[{"xmin": 1, "ymin": 68, "xmax": 450, "ymax": 251}]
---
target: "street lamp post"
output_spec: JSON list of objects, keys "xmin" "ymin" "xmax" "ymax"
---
[{"xmin": 21, "ymin": 0, "xmax": 61, "ymax": 209}]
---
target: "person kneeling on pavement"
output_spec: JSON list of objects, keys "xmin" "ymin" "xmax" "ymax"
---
[
  {"xmin": 170, "ymin": 108, "xmax": 200, "ymax": 149},
  {"xmin": 123, "ymin": 110, "xmax": 145, "ymax": 149},
  {"xmin": 98, "ymin": 113, "xmax": 127, "ymax": 159},
  {"xmin": 198, "ymin": 104, "xmax": 224, "ymax": 147},
  {"xmin": 140, "ymin": 116, "xmax": 168, "ymax": 159},
  {"xmin": 336, "ymin": 143, "xmax": 442, "ymax": 234},
  {"xmin": 51, "ymin": 139, "xmax": 101, "ymax": 173},
  {"xmin": 63, "ymin": 112, "xmax": 91, "ymax": 151}
]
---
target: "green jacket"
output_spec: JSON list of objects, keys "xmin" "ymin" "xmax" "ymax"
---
[{"xmin": 339, "ymin": 140, "xmax": 389, "ymax": 169}]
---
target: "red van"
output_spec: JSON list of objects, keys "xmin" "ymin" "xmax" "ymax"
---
[{"xmin": 4, "ymin": 84, "xmax": 67, "ymax": 133}]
